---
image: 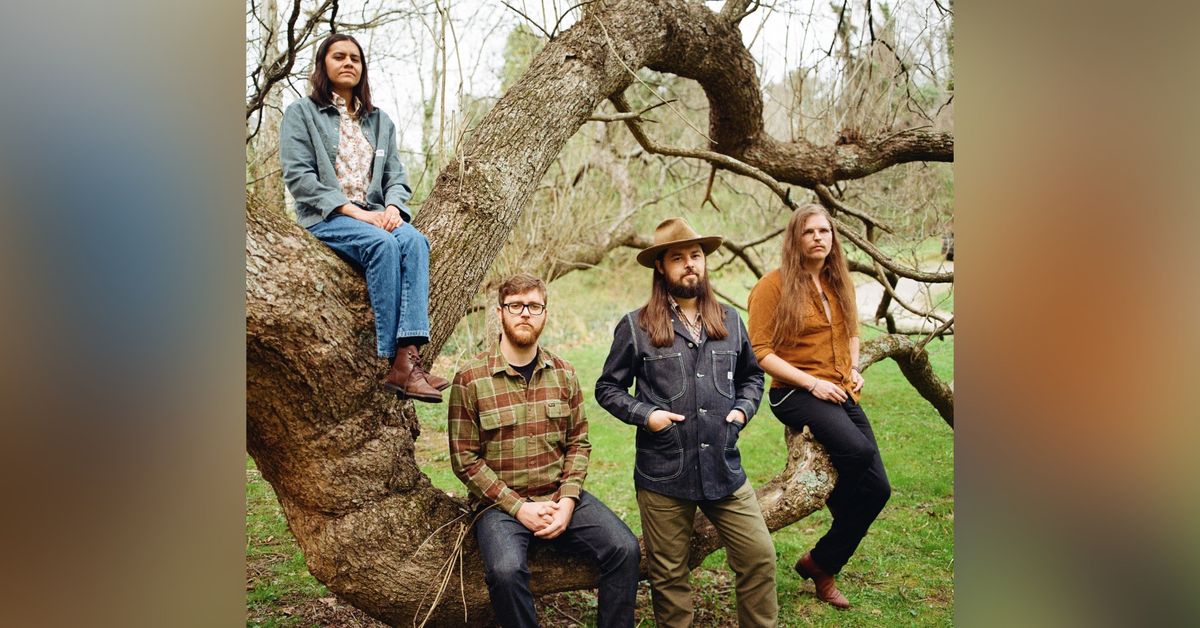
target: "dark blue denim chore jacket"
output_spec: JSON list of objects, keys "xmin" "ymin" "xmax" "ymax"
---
[{"xmin": 596, "ymin": 305, "xmax": 765, "ymax": 501}]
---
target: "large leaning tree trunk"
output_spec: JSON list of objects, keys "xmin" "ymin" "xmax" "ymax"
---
[{"xmin": 246, "ymin": 1, "xmax": 953, "ymax": 625}]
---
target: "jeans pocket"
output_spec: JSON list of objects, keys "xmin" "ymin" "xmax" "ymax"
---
[{"xmin": 642, "ymin": 352, "xmax": 685, "ymax": 403}]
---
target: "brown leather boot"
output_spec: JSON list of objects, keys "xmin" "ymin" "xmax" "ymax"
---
[
  {"xmin": 382, "ymin": 346, "xmax": 444, "ymax": 403},
  {"xmin": 414, "ymin": 353, "xmax": 450, "ymax": 391},
  {"xmin": 795, "ymin": 552, "xmax": 850, "ymax": 609}
]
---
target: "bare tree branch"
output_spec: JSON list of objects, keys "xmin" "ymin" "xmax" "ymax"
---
[
  {"xmin": 918, "ymin": 315, "xmax": 955, "ymax": 350},
  {"xmin": 700, "ymin": 165, "xmax": 723, "ymax": 212},
  {"xmin": 861, "ymin": 334, "xmax": 953, "ymax": 427},
  {"xmin": 868, "ymin": 262, "xmax": 949, "ymax": 324},
  {"xmin": 245, "ymin": 0, "xmax": 338, "ymax": 121},
  {"xmin": 862, "ymin": 320, "xmax": 953, "ymax": 337},
  {"xmin": 814, "ymin": 183, "xmax": 894, "ymax": 234},
  {"xmin": 826, "ymin": 0, "xmax": 849, "ymax": 57},
  {"xmin": 499, "ymin": 1, "xmax": 553, "ymax": 40},
  {"xmin": 609, "ymin": 93, "xmax": 800, "ymax": 211},
  {"xmin": 587, "ymin": 98, "xmax": 673, "ymax": 122},
  {"xmin": 714, "ymin": 286, "xmax": 748, "ymax": 312},
  {"xmin": 718, "ymin": 228, "xmax": 784, "ymax": 279},
  {"xmin": 833, "ymin": 215, "xmax": 953, "ymax": 282},
  {"xmin": 720, "ymin": 0, "xmax": 758, "ymax": 24}
]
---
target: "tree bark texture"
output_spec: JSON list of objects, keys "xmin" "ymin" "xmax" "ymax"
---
[{"xmin": 246, "ymin": 1, "xmax": 952, "ymax": 624}]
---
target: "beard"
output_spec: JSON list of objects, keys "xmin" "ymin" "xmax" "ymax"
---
[
  {"xmin": 501, "ymin": 316, "xmax": 543, "ymax": 348},
  {"xmin": 665, "ymin": 272, "xmax": 708, "ymax": 299}
]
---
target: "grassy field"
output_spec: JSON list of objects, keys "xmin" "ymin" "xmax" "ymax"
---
[{"xmin": 247, "ymin": 262, "xmax": 954, "ymax": 626}]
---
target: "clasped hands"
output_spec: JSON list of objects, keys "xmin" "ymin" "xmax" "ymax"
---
[
  {"xmin": 516, "ymin": 497, "xmax": 576, "ymax": 539},
  {"xmin": 341, "ymin": 203, "xmax": 405, "ymax": 231}
]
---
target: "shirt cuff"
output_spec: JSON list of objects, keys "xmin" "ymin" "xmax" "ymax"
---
[
  {"xmin": 320, "ymin": 193, "xmax": 352, "ymax": 220},
  {"xmin": 631, "ymin": 401, "xmax": 657, "ymax": 427},
  {"xmin": 496, "ymin": 491, "xmax": 525, "ymax": 518},
  {"xmin": 734, "ymin": 399, "xmax": 757, "ymax": 423},
  {"xmin": 556, "ymin": 484, "xmax": 582, "ymax": 502}
]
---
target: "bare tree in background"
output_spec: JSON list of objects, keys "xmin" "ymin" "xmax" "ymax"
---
[{"xmin": 245, "ymin": 1, "xmax": 953, "ymax": 624}]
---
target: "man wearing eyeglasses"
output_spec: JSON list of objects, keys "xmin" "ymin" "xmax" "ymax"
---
[{"xmin": 448, "ymin": 273, "xmax": 640, "ymax": 628}]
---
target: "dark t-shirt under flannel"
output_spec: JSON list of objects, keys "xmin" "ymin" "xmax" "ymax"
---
[{"xmin": 447, "ymin": 344, "xmax": 590, "ymax": 516}]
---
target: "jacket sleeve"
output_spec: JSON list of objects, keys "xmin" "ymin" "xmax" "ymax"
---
[
  {"xmin": 555, "ymin": 367, "xmax": 590, "ymax": 502},
  {"xmin": 379, "ymin": 114, "xmax": 413, "ymax": 221},
  {"xmin": 595, "ymin": 314, "xmax": 659, "ymax": 428},
  {"xmin": 731, "ymin": 312, "xmax": 765, "ymax": 425},
  {"xmin": 447, "ymin": 373, "xmax": 525, "ymax": 516},
  {"xmin": 279, "ymin": 102, "xmax": 350, "ymax": 221}
]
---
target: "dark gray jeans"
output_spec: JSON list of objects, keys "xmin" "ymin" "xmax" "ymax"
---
[
  {"xmin": 768, "ymin": 387, "xmax": 892, "ymax": 574},
  {"xmin": 474, "ymin": 491, "xmax": 641, "ymax": 628}
]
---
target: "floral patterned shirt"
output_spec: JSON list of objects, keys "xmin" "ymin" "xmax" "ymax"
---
[{"xmin": 331, "ymin": 93, "xmax": 373, "ymax": 203}]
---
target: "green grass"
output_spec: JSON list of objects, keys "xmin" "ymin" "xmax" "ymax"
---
[
  {"xmin": 247, "ymin": 264, "xmax": 954, "ymax": 626},
  {"xmin": 246, "ymin": 460, "xmax": 331, "ymax": 626}
]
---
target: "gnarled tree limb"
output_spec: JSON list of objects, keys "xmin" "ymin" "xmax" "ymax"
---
[{"xmin": 861, "ymin": 334, "xmax": 954, "ymax": 427}]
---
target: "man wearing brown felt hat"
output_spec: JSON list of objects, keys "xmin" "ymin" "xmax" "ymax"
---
[{"xmin": 597, "ymin": 217, "xmax": 778, "ymax": 627}]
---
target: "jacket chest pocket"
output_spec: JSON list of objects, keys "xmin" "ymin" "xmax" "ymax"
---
[
  {"xmin": 642, "ymin": 352, "xmax": 685, "ymax": 403},
  {"xmin": 711, "ymin": 350, "xmax": 737, "ymax": 399}
]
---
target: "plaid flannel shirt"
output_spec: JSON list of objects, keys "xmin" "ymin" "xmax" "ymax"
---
[{"xmin": 447, "ymin": 344, "xmax": 590, "ymax": 517}]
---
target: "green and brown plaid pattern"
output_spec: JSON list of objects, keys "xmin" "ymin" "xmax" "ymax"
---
[{"xmin": 448, "ymin": 345, "xmax": 590, "ymax": 517}]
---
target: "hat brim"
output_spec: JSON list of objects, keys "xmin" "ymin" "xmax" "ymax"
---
[{"xmin": 637, "ymin": 236, "xmax": 725, "ymax": 268}]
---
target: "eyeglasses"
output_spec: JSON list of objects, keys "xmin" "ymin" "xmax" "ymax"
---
[{"xmin": 500, "ymin": 302, "xmax": 546, "ymax": 316}]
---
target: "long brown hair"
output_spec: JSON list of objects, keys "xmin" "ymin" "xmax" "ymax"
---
[
  {"xmin": 774, "ymin": 205, "xmax": 858, "ymax": 343},
  {"xmin": 638, "ymin": 254, "xmax": 728, "ymax": 347},
  {"xmin": 307, "ymin": 33, "xmax": 375, "ymax": 116}
]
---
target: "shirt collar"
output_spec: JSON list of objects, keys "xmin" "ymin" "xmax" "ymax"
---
[
  {"xmin": 487, "ymin": 337, "xmax": 550, "ymax": 376},
  {"xmin": 668, "ymin": 296, "xmax": 705, "ymax": 341},
  {"xmin": 330, "ymin": 92, "xmax": 360, "ymax": 116},
  {"xmin": 668, "ymin": 295, "xmax": 701, "ymax": 321}
]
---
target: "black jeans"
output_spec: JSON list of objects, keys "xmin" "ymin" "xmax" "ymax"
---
[
  {"xmin": 474, "ymin": 491, "xmax": 641, "ymax": 628},
  {"xmin": 768, "ymin": 387, "xmax": 891, "ymax": 574}
]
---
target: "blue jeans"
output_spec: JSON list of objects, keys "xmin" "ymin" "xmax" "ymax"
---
[
  {"xmin": 474, "ymin": 491, "xmax": 641, "ymax": 628},
  {"xmin": 307, "ymin": 215, "xmax": 430, "ymax": 357}
]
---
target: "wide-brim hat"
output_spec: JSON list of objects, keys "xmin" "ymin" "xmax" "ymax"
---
[{"xmin": 636, "ymin": 217, "xmax": 724, "ymax": 268}]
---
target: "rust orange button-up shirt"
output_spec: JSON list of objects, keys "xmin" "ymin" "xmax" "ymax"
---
[{"xmin": 747, "ymin": 269, "xmax": 860, "ymax": 401}]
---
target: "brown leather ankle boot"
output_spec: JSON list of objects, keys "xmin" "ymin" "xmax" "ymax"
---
[
  {"xmin": 414, "ymin": 353, "xmax": 450, "ymax": 391},
  {"xmin": 382, "ymin": 346, "xmax": 444, "ymax": 403},
  {"xmin": 795, "ymin": 552, "xmax": 850, "ymax": 609}
]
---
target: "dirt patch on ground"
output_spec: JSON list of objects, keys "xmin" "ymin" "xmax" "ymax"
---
[{"xmin": 248, "ymin": 593, "xmax": 387, "ymax": 627}]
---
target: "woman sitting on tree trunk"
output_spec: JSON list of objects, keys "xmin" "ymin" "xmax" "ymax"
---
[
  {"xmin": 747, "ymin": 204, "xmax": 892, "ymax": 609},
  {"xmin": 279, "ymin": 33, "xmax": 446, "ymax": 403}
]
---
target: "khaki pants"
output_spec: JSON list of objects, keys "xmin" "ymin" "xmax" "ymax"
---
[{"xmin": 636, "ymin": 481, "xmax": 778, "ymax": 628}]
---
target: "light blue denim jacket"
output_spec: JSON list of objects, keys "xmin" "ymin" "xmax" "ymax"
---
[{"xmin": 279, "ymin": 97, "xmax": 413, "ymax": 228}]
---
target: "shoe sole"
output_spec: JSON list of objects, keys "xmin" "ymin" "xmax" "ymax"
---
[{"xmin": 381, "ymin": 382, "xmax": 443, "ymax": 403}]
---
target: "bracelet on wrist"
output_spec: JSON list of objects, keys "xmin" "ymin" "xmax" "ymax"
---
[{"xmin": 807, "ymin": 379, "xmax": 819, "ymax": 392}]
